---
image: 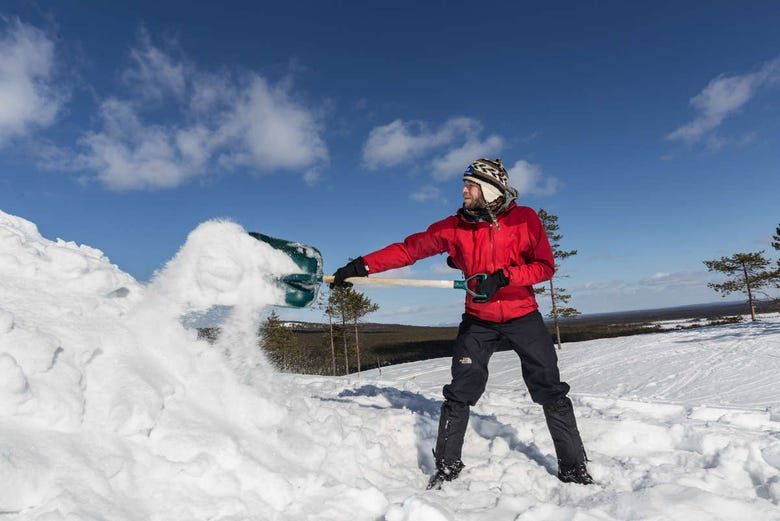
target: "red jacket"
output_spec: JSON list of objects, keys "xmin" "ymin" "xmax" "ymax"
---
[{"xmin": 362, "ymin": 203, "xmax": 555, "ymax": 323}]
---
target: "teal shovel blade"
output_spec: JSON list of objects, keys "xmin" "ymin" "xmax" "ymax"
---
[{"xmin": 249, "ymin": 232, "xmax": 325, "ymax": 308}]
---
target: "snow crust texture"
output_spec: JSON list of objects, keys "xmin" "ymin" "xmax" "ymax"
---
[{"xmin": 1, "ymin": 209, "xmax": 779, "ymax": 520}]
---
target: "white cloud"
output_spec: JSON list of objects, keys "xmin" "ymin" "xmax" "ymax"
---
[
  {"xmin": 188, "ymin": 73, "xmax": 234, "ymax": 114},
  {"xmin": 362, "ymin": 119, "xmax": 448, "ymax": 169},
  {"xmin": 639, "ymin": 270, "xmax": 711, "ymax": 288},
  {"xmin": 362, "ymin": 117, "xmax": 501, "ymax": 173},
  {"xmin": 667, "ymin": 56, "xmax": 780, "ymax": 144},
  {"xmin": 381, "ymin": 266, "xmax": 416, "ymax": 278},
  {"xmin": 362, "ymin": 117, "xmax": 562, "ymax": 198},
  {"xmin": 361, "ymin": 119, "xmax": 420, "ymax": 168},
  {"xmin": 77, "ymin": 98, "xmax": 209, "ymax": 190},
  {"xmin": 215, "ymin": 74, "xmax": 327, "ymax": 172},
  {"xmin": 430, "ymin": 263, "xmax": 457, "ymax": 275},
  {"xmin": 572, "ymin": 270, "xmax": 723, "ymax": 314},
  {"xmin": 121, "ymin": 28, "xmax": 187, "ymax": 101},
  {"xmin": 582, "ymin": 280, "xmax": 623, "ymax": 292},
  {"xmin": 73, "ymin": 33, "xmax": 327, "ymax": 190},
  {"xmin": 507, "ymin": 159, "xmax": 559, "ymax": 196},
  {"xmin": 0, "ymin": 18, "xmax": 66, "ymax": 145},
  {"xmin": 410, "ymin": 184, "xmax": 443, "ymax": 202},
  {"xmin": 302, "ymin": 169, "xmax": 321, "ymax": 186},
  {"xmin": 430, "ymin": 135, "xmax": 503, "ymax": 181}
]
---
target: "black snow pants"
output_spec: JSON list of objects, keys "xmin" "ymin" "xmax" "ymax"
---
[{"xmin": 433, "ymin": 310, "xmax": 587, "ymax": 468}]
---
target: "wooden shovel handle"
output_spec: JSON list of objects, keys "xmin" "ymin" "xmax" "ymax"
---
[{"xmin": 321, "ymin": 275, "xmax": 455, "ymax": 289}]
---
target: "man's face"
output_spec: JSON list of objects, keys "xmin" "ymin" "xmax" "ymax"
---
[{"xmin": 462, "ymin": 180, "xmax": 485, "ymax": 210}]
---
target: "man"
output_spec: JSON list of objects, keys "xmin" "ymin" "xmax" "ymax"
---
[{"xmin": 331, "ymin": 158, "xmax": 592, "ymax": 489}]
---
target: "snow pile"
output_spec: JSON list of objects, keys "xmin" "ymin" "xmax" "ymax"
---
[
  {"xmin": 0, "ymin": 210, "xmax": 388, "ymax": 520},
  {"xmin": 1, "ymin": 208, "xmax": 780, "ymax": 520}
]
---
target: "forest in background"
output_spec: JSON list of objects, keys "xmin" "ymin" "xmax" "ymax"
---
[{"xmin": 199, "ymin": 299, "xmax": 779, "ymax": 375}]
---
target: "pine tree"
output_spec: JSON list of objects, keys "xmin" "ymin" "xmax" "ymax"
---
[
  {"xmin": 324, "ymin": 303, "xmax": 338, "ymax": 376},
  {"xmin": 536, "ymin": 208, "xmax": 580, "ymax": 349},
  {"xmin": 345, "ymin": 290, "xmax": 379, "ymax": 375},
  {"xmin": 259, "ymin": 310, "xmax": 299, "ymax": 371},
  {"xmin": 703, "ymin": 251, "xmax": 775, "ymax": 321},
  {"xmin": 773, "ymin": 224, "xmax": 780, "ymax": 280},
  {"xmin": 769, "ymin": 224, "xmax": 780, "ymax": 295},
  {"xmin": 324, "ymin": 287, "xmax": 379, "ymax": 375},
  {"xmin": 326, "ymin": 287, "xmax": 352, "ymax": 374},
  {"xmin": 550, "ymin": 286, "xmax": 580, "ymax": 319}
]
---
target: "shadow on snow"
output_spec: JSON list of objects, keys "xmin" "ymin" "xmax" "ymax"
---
[{"xmin": 321, "ymin": 385, "xmax": 556, "ymax": 477}]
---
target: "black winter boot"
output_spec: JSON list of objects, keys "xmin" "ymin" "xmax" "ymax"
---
[
  {"xmin": 543, "ymin": 396, "xmax": 593, "ymax": 485},
  {"xmin": 427, "ymin": 400, "xmax": 470, "ymax": 489},
  {"xmin": 427, "ymin": 456, "xmax": 465, "ymax": 490},
  {"xmin": 558, "ymin": 462, "xmax": 594, "ymax": 485}
]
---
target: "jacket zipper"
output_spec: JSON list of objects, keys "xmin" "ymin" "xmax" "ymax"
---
[{"xmin": 489, "ymin": 221, "xmax": 505, "ymax": 322}]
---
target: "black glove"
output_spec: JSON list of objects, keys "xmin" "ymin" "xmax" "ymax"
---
[
  {"xmin": 446, "ymin": 256, "xmax": 460, "ymax": 270},
  {"xmin": 331, "ymin": 257, "xmax": 368, "ymax": 288},
  {"xmin": 473, "ymin": 269, "xmax": 509, "ymax": 303}
]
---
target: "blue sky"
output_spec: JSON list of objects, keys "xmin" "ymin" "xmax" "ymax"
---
[{"xmin": 1, "ymin": 1, "xmax": 779, "ymax": 325}]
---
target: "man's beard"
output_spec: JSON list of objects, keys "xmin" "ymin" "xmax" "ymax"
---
[
  {"xmin": 462, "ymin": 195, "xmax": 507, "ymax": 221},
  {"xmin": 463, "ymin": 195, "xmax": 487, "ymax": 210}
]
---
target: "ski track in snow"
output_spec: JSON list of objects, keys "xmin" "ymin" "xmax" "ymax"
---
[{"xmin": 1, "ymin": 209, "xmax": 779, "ymax": 520}]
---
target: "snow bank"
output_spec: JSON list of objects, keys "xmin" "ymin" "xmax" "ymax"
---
[
  {"xmin": 0, "ymin": 211, "xmax": 388, "ymax": 520},
  {"xmin": 1, "ymin": 208, "xmax": 779, "ymax": 520}
]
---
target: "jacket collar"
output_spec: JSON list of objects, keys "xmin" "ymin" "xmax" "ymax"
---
[{"xmin": 457, "ymin": 201, "xmax": 517, "ymax": 223}]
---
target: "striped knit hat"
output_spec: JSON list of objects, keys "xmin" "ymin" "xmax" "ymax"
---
[{"xmin": 463, "ymin": 158, "xmax": 509, "ymax": 203}]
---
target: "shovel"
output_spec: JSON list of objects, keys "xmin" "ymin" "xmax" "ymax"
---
[{"xmin": 251, "ymin": 232, "xmax": 488, "ymax": 308}]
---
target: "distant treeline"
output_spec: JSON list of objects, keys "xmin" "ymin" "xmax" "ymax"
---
[{"xmin": 198, "ymin": 300, "xmax": 778, "ymax": 375}]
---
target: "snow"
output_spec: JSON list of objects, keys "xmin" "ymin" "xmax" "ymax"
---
[{"xmin": 1, "ymin": 208, "xmax": 779, "ymax": 520}]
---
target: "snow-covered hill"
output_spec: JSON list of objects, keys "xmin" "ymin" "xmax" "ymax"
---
[{"xmin": 1, "ymin": 209, "xmax": 778, "ymax": 520}]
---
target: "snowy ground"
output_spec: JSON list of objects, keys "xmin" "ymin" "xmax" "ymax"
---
[
  {"xmin": 649, "ymin": 317, "xmax": 741, "ymax": 330},
  {"xmin": 1, "ymin": 209, "xmax": 779, "ymax": 520}
]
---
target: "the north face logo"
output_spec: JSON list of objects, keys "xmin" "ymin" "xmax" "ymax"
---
[{"xmin": 459, "ymin": 357, "xmax": 472, "ymax": 365}]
